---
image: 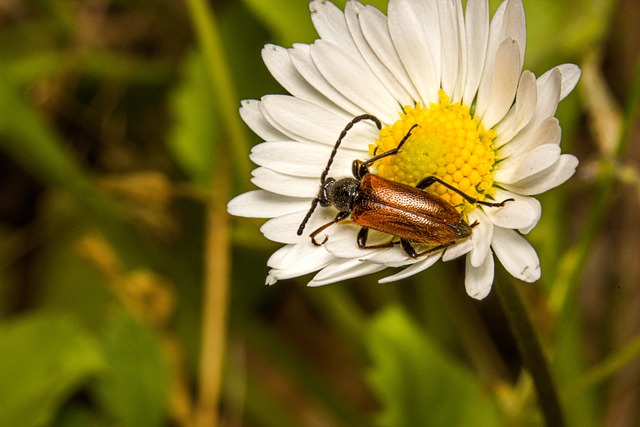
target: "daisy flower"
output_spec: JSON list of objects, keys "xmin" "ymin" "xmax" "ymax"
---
[{"xmin": 227, "ymin": 0, "xmax": 580, "ymax": 299}]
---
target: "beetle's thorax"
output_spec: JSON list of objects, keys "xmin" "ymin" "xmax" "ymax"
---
[{"xmin": 319, "ymin": 177, "xmax": 360, "ymax": 212}]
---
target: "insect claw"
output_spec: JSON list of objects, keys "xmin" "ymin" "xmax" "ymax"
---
[{"xmin": 311, "ymin": 235, "xmax": 329, "ymax": 246}]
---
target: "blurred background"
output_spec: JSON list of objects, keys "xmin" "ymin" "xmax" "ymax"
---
[{"xmin": 0, "ymin": 0, "xmax": 639, "ymax": 426}]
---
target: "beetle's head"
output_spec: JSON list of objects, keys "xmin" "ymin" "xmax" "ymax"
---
[
  {"xmin": 320, "ymin": 177, "xmax": 360, "ymax": 212},
  {"xmin": 454, "ymin": 220, "xmax": 473, "ymax": 239}
]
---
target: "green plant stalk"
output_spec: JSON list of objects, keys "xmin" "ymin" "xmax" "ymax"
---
[
  {"xmin": 494, "ymin": 278, "xmax": 565, "ymax": 427},
  {"xmin": 197, "ymin": 179, "xmax": 231, "ymax": 427},
  {"xmin": 186, "ymin": 0, "xmax": 251, "ymax": 187},
  {"xmin": 185, "ymin": 1, "xmax": 249, "ymax": 426}
]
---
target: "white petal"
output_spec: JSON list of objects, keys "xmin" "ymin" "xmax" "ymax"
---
[
  {"xmin": 309, "ymin": 258, "xmax": 387, "ymax": 286},
  {"xmin": 344, "ymin": 2, "xmax": 415, "ymax": 105},
  {"xmin": 494, "ymin": 144, "xmax": 561, "ymax": 183},
  {"xmin": 310, "ymin": 40, "xmax": 399, "ymax": 122},
  {"xmin": 267, "ymin": 241, "xmax": 335, "ymax": 279},
  {"xmin": 240, "ymin": 99, "xmax": 288, "ymax": 142},
  {"xmin": 406, "ymin": 0, "xmax": 443, "ymax": 83},
  {"xmin": 359, "ymin": 4, "xmax": 421, "ymax": 101},
  {"xmin": 259, "ymin": 95, "xmax": 378, "ymax": 149},
  {"xmin": 324, "ymin": 228, "xmax": 385, "ymax": 257},
  {"xmin": 498, "ymin": 116, "xmax": 560, "ymax": 159},
  {"xmin": 321, "ymin": 227, "xmax": 414, "ymax": 265},
  {"xmin": 539, "ymin": 63, "xmax": 582, "ymax": 101},
  {"xmin": 482, "ymin": 188, "xmax": 541, "ymax": 232},
  {"xmin": 514, "ymin": 68, "xmax": 561, "ymax": 140},
  {"xmin": 491, "ymin": 227, "xmax": 540, "ymax": 282},
  {"xmin": 461, "ymin": 0, "xmax": 489, "ymax": 105},
  {"xmin": 364, "ymin": 246, "xmax": 414, "ymax": 266},
  {"xmin": 476, "ymin": 38, "xmax": 522, "ymax": 129},
  {"xmin": 378, "ymin": 254, "xmax": 441, "ymax": 283},
  {"xmin": 494, "ymin": 70, "xmax": 537, "ymax": 146},
  {"xmin": 250, "ymin": 140, "xmax": 358, "ymax": 178},
  {"xmin": 227, "ymin": 190, "xmax": 309, "ymax": 218},
  {"xmin": 476, "ymin": 0, "xmax": 508, "ymax": 106},
  {"xmin": 438, "ymin": 0, "xmax": 462, "ymax": 98},
  {"xmin": 388, "ymin": 0, "xmax": 439, "ymax": 104},
  {"xmin": 501, "ymin": 0, "xmax": 526, "ymax": 69},
  {"xmin": 261, "ymin": 45, "xmax": 335, "ymax": 112},
  {"xmin": 251, "ymin": 167, "xmax": 318, "ymax": 198},
  {"xmin": 442, "ymin": 238, "xmax": 474, "ymax": 261},
  {"xmin": 467, "ymin": 209, "xmax": 493, "ymax": 267},
  {"xmin": 289, "ymin": 44, "xmax": 361, "ymax": 115},
  {"xmin": 465, "ymin": 251, "xmax": 494, "ymax": 300},
  {"xmin": 261, "ymin": 208, "xmax": 335, "ymax": 244},
  {"xmin": 502, "ymin": 154, "xmax": 578, "ymax": 195},
  {"xmin": 450, "ymin": 0, "xmax": 467, "ymax": 102},
  {"xmin": 265, "ymin": 271, "xmax": 278, "ymax": 285},
  {"xmin": 310, "ymin": 0, "xmax": 359, "ymax": 56}
]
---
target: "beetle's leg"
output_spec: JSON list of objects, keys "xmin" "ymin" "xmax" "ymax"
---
[
  {"xmin": 356, "ymin": 124, "xmax": 419, "ymax": 178},
  {"xmin": 402, "ymin": 239, "xmax": 456, "ymax": 258},
  {"xmin": 308, "ymin": 211, "xmax": 350, "ymax": 246},
  {"xmin": 400, "ymin": 239, "xmax": 419, "ymax": 258},
  {"xmin": 416, "ymin": 176, "xmax": 514, "ymax": 207},
  {"xmin": 357, "ymin": 228, "xmax": 396, "ymax": 250}
]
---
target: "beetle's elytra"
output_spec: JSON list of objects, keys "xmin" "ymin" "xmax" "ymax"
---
[{"xmin": 297, "ymin": 114, "xmax": 512, "ymax": 258}]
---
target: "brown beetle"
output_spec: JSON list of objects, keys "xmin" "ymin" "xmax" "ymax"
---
[{"xmin": 297, "ymin": 114, "xmax": 512, "ymax": 258}]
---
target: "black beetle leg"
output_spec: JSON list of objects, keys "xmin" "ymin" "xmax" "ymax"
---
[
  {"xmin": 400, "ymin": 239, "xmax": 419, "ymax": 258},
  {"xmin": 357, "ymin": 228, "xmax": 396, "ymax": 250},
  {"xmin": 416, "ymin": 176, "xmax": 514, "ymax": 207},
  {"xmin": 401, "ymin": 239, "xmax": 456, "ymax": 258}
]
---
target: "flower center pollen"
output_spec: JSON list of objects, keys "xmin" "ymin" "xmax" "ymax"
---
[{"xmin": 370, "ymin": 90, "xmax": 497, "ymax": 213}]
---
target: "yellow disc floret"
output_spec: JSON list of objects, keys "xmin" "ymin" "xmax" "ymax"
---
[{"xmin": 370, "ymin": 90, "xmax": 497, "ymax": 214}]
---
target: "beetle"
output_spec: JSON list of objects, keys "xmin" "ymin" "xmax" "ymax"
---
[{"xmin": 296, "ymin": 114, "xmax": 513, "ymax": 258}]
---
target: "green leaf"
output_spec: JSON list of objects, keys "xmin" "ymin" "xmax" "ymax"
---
[
  {"xmin": 0, "ymin": 312, "xmax": 104, "ymax": 427},
  {"xmin": 91, "ymin": 312, "xmax": 169, "ymax": 427},
  {"xmin": 166, "ymin": 50, "xmax": 219, "ymax": 189},
  {"xmin": 365, "ymin": 306, "xmax": 501, "ymax": 427}
]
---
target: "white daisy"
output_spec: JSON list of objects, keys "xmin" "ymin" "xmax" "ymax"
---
[{"xmin": 227, "ymin": 0, "xmax": 580, "ymax": 299}]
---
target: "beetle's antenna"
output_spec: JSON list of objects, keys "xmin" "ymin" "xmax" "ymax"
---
[
  {"xmin": 319, "ymin": 114, "xmax": 382, "ymax": 183},
  {"xmin": 297, "ymin": 198, "xmax": 319, "ymax": 236},
  {"xmin": 297, "ymin": 114, "xmax": 382, "ymax": 236}
]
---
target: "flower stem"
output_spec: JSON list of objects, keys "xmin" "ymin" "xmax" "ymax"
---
[
  {"xmin": 494, "ymin": 278, "xmax": 565, "ymax": 427},
  {"xmin": 186, "ymin": 0, "xmax": 251, "ymax": 187},
  {"xmin": 196, "ymin": 178, "xmax": 231, "ymax": 427},
  {"xmin": 185, "ymin": 0, "xmax": 248, "ymax": 425}
]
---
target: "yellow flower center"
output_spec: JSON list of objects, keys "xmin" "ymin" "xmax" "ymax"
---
[{"xmin": 370, "ymin": 90, "xmax": 497, "ymax": 213}]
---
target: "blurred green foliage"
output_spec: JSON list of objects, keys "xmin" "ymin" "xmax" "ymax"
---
[{"xmin": 0, "ymin": 0, "xmax": 639, "ymax": 427}]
